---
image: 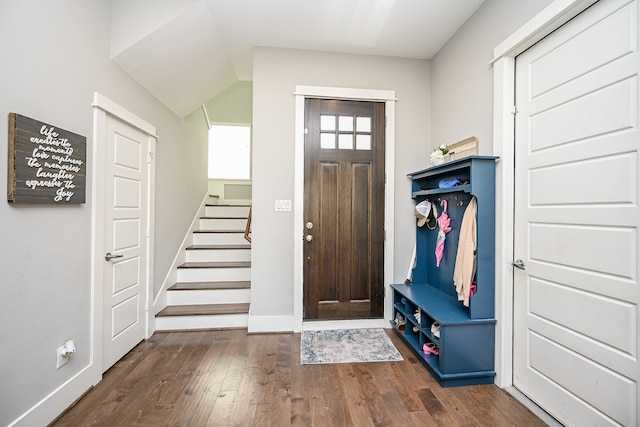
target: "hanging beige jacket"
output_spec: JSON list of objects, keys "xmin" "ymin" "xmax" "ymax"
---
[{"xmin": 453, "ymin": 196, "xmax": 477, "ymax": 307}]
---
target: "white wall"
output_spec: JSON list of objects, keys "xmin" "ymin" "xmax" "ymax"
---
[
  {"xmin": 204, "ymin": 80, "xmax": 253, "ymax": 125},
  {"xmin": 205, "ymin": 80, "xmax": 254, "ymax": 204},
  {"xmin": 251, "ymin": 47, "xmax": 430, "ymax": 324},
  {"xmin": 429, "ymin": 0, "xmax": 557, "ymax": 386},
  {"xmin": 0, "ymin": 1, "xmax": 207, "ymax": 425},
  {"xmin": 110, "ymin": 0, "xmax": 201, "ymax": 57},
  {"xmin": 430, "ymin": 0, "xmax": 555, "ymax": 153}
]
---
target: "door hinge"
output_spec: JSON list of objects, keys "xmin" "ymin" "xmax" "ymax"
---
[
  {"xmin": 304, "ymin": 128, "xmax": 309, "ymax": 134},
  {"xmin": 147, "ymin": 151, "xmax": 153, "ymax": 163},
  {"xmin": 510, "ymin": 105, "xmax": 518, "ymax": 115}
]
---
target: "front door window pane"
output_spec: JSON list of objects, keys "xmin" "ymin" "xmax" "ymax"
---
[
  {"xmin": 339, "ymin": 115, "xmax": 354, "ymax": 132},
  {"xmin": 338, "ymin": 134, "xmax": 353, "ymax": 149},
  {"xmin": 320, "ymin": 133, "xmax": 336, "ymax": 149},
  {"xmin": 356, "ymin": 134, "xmax": 371, "ymax": 150},
  {"xmin": 320, "ymin": 115, "xmax": 335, "ymax": 131},
  {"xmin": 356, "ymin": 116, "xmax": 371, "ymax": 132}
]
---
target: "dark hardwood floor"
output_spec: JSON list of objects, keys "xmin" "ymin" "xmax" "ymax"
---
[{"xmin": 51, "ymin": 329, "xmax": 545, "ymax": 427}]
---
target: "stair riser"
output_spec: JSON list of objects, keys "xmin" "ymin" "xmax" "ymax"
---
[
  {"xmin": 199, "ymin": 218, "xmax": 248, "ymax": 231},
  {"xmin": 177, "ymin": 267, "xmax": 251, "ymax": 282},
  {"xmin": 167, "ymin": 289, "xmax": 251, "ymax": 305},
  {"xmin": 192, "ymin": 233, "xmax": 247, "ymax": 245},
  {"xmin": 186, "ymin": 248, "xmax": 251, "ymax": 262},
  {"xmin": 156, "ymin": 203, "xmax": 252, "ymax": 333},
  {"xmin": 155, "ymin": 313, "xmax": 249, "ymax": 331},
  {"xmin": 205, "ymin": 206, "xmax": 250, "ymax": 217}
]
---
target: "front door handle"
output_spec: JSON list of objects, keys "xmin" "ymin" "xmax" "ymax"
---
[
  {"xmin": 105, "ymin": 252, "xmax": 124, "ymax": 262},
  {"xmin": 512, "ymin": 259, "xmax": 526, "ymax": 270}
]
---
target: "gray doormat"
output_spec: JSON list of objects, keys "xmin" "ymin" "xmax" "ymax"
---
[{"xmin": 300, "ymin": 328, "xmax": 403, "ymax": 364}]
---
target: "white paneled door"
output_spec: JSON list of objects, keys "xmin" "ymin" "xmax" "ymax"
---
[
  {"xmin": 102, "ymin": 115, "xmax": 150, "ymax": 371},
  {"xmin": 513, "ymin": 0, "xmax": 639, "ymax": 425}
]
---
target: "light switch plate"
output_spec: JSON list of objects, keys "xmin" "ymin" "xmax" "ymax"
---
[{"xmin": 275, "ymin": 200, "xmax": 291, "ymax": 211}]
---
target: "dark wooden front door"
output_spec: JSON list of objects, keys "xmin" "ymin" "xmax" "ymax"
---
[{"xmin": 303, "ymin": 98, "xmax": 385, "ymax": 320}]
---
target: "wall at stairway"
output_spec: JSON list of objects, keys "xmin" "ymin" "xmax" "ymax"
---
[
  {"xmin": 0, "ymin": 1, "xmax": 207, "ymax": 425},
  {"xmin": 251, "ymin": 47, "xmax": 431, "ymax": 322},
  {"xmin": 204, "ymin": 80, "xmax": 253, "ymax": 125},
  {"xmin": 204, "ymin": 81, "xmax": 254, "ymax": 203}
]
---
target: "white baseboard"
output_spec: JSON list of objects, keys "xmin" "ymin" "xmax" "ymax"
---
[
  {"xmin": 247, "ymin": 314, "xmax": 295, "ymax": 333},
  {"xmin": 8, "ymin": 364, "xmax": 99, "ymax": 427},
  {"xmin": 505, "ymin": 386, "xmax": 563, "ymax": 427}
]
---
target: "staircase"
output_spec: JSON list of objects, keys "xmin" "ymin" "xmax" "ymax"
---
[{"xmin": 156, "ymin": 203, "xmax": 251, "ymax": 331}]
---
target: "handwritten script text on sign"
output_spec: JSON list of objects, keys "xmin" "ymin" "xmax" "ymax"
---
[{"xmin": 25, "ymin": 125, "xmax": 82, "ymax": 201}]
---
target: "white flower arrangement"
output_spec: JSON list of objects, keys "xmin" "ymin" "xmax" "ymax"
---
[{"xmin": 430, "ymin": 144, "xmax": 449, "ymax": 165}]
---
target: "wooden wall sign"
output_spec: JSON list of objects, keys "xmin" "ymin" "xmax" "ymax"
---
[
  {"xmin": 448, "ymin": 136, "xmax": 478, "ymax": 161},
  {"xmin": 7, "ymin": 113, "xmax": 86, "ymax": 204}
]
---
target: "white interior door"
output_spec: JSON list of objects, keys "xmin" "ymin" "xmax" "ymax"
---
[
  {"xmin": 513, "ymin": 0, "xmax": 640, "ymax": 425},
  {"xmin": 102, "ymin": 114, "xmax": 150, "ymax": 371}
]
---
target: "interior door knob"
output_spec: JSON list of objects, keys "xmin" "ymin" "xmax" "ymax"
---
[
  {"xmin": 105, "ymin": 252, "xmax": 124, "ymax": 261},
  {"xmin": 305, "ymin": 235, "xmax": 313, "ymax": 242},
  {"xmin": 512, "ymin": 259, "xmax": 526, "ymax": 270}
]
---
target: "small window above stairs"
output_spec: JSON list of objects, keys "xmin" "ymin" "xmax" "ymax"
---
[{"xmin": 156, "ymin": 203, "xmax": 251, "ymax": 331}]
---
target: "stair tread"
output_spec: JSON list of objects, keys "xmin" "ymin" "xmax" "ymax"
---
[
  {"xmin": 161, "ymin": 202, "xmax": 252, "ymax": 326},
  {"xmin": 193, "ymin": 229, "xmax": 245, "ymax": 234},
  {"xmin": 200, "ymin": 216, "xmax": 248, "ymax": 219},
  {"xmin": 168, "ymin": 281, "xmax": 251, "ymax": 291},
  {"xmin": 157, "ymin": 303, "xmax": 250, "ymax": 317},
  {"xmin": 178, "ymin": 261, "xmax": 251, "ymax": 269},
  {"xmin": 186, "ymin": 244, "xmax": 251, "ymax": 250}
]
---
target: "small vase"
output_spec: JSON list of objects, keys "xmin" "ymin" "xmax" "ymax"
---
[{"xmin": 432, "ymin": 158, "xmax": 445, "ymax": 166}]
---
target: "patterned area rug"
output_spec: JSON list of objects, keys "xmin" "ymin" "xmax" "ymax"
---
[{"xmin": 300, "ymin": 328, "xmax": 403, "ymax": 364}]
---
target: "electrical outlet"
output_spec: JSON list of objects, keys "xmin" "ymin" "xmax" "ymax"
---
[{"xmin": 56, "ymin": 345, "xmax": 69, "ymax": 369}]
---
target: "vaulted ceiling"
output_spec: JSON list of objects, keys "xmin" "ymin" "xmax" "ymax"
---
[{"xmin": 111, "ymin": 0, "xmax": 485, "ymax": 117}]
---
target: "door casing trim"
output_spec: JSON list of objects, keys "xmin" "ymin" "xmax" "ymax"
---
[
  {"xmin": 491, "ymin": 0, "xmax": 598, "ymax": 388},
  {"xmin": 293, "ymin": 86, "xmax": 396, "ymax": 332},
  {"xmin": 91, "ymin": 93, "xmax": 157, "ymax": 377}
]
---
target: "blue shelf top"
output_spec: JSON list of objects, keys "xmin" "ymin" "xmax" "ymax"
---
[
  {"xmin": 407, "ymin": 156, "xmax": 499, "ymax": 179},
  {"xmin": 391, "ymin": 283, "xmax": 495, "ymax": 324}
]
